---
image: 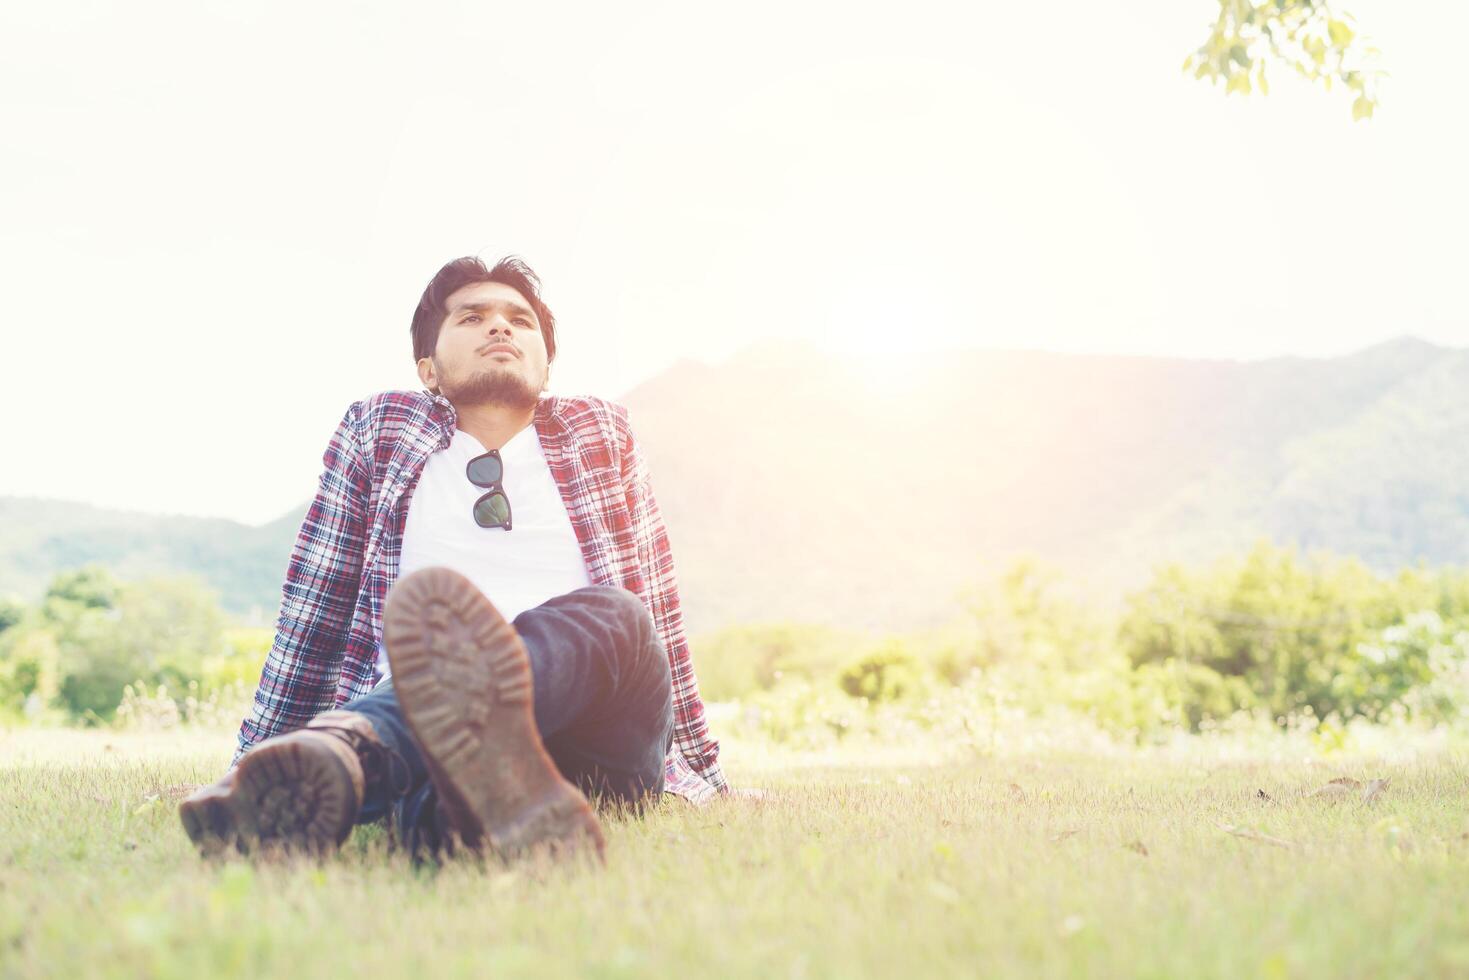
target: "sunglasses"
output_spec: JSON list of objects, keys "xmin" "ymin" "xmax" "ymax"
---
[{"xmin": 466, "ymin": 450, "xmax": 513, "ymax": 530}]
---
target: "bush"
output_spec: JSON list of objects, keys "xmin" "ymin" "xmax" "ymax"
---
[
  {"xmin": 949, "ymin": 558, "xmax": 1118, "ymax": 678},
  {"xmin": 0, "ymin": 568, "xmax": 232, "ymax": 724},
  {"xmin": 1118, "ymin": 541, "xmax": 1469, "ymax": 726},
  {"xmin": 689, "ymin": 622, "xmax": 861, "ymax": 701},
  {"xmin": 732, "ymin": 679, "xmax": 866, "ymax": 747},
  {"xmin": 839, "ymin": 640, "xmax": 922, "ymax": 703},
  {"xmin": 1369, "ymin": 611, "xmax": 1469, "ymax": 724}
]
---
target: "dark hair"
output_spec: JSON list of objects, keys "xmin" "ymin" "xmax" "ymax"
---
[{"xmin": 410, "ymin": 255, "xmax": 558, "ymax": 366}]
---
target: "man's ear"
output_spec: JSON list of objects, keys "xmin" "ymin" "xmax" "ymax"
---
[{"xmin": 416, "ymin": 356, "xmax": 437, "ymax": 393}]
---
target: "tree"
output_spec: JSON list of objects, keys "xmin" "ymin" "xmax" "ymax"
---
[
  {"xmin": 1119, "ymin": 540, "xmax": 1453, "ymax": 725},
  {"xmin": 1186, "ymin": 1, "xmax": 1385, "ymax": 120},
  {"xmin": 0, "ymin": 595, "xmax": 25, "ymax": 635},
  {"xmin": 3, "ymin": 569, "xmax": 229, "ymax": 722},
  {"xmin": 44, "ymin": 564, "xmax": 119, "ymax": 611}
]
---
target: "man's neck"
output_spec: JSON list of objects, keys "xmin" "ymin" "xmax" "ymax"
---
[{"xmin": 451, "ymin": 400, "xmax": 537, "ymax": 451}]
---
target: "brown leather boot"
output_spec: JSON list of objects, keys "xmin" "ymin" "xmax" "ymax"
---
[
  {"xmin": 383, "ymin": 566, "xmax": 605, "ymax": 863},
  {"xmin": 179, "ymin": 710, "xmax": 407, "ymax": 858}
]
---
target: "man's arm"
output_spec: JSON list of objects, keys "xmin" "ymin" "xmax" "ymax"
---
[
  {"xmin": 617, "ymin": 407, "xmax": 730, "ymax": 794},
  {"xmin": 231, "ymin": 400, "xmax": 370, "ymax": 768}
]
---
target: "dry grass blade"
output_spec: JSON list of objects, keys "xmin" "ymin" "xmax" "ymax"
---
[
  {"xmin": 1124, "ymin": 839, "xmax": 1149, "ymax": 857},
  {"xmin": 1219, "ymin": 823, "xmax": 1295, "ymax": 850},
  {"xmin": 1049, "ymin": 829, "xmax": 1080, "ymax": 844}
]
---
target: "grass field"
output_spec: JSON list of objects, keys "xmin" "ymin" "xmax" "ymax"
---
[{"xmin": 4, "ymin": 726, "xmax": 1469, "ymax": 978}]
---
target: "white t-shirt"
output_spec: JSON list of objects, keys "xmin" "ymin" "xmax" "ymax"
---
[{"xmin": 372, "ymin": 423, "xmax": 593, "ymax": 682}]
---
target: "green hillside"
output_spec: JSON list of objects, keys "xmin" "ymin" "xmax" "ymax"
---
[
  {"xmin": 624, "ymin": 335, "xmax": 1466, "ymax": 630},
  {"xmin": 0, "ymin": 498, "xmax": 305, "ymax": 624}
]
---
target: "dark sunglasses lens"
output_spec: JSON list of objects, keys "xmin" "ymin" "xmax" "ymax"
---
[
  {"xmin": 474, "ymin": 491, "xmax": 511, "ymax": 528},
  {"xmin": 467, "ymin": 453, "xmax": 503, "ymax": 486}
]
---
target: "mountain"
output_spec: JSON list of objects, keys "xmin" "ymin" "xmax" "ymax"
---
[
  {"xmin": 2, "ymin": 336, "xmax": 1465, "ymax": 632},
  {"xmin": 619, "ymin": 336, "xmax": 1468, "ymax": 630},
  {"xmin": 0, "ymin": 497, "xmax": 306, "ymax": 624}
]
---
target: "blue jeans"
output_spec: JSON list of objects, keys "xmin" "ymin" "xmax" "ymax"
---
[{"xmin": 344, "ymin": 584, "xmax": 675, "ymax": 846}]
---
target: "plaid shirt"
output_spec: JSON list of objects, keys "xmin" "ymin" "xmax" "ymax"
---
[{"xmin": 232, "ymin": 388, "xmax": 728, "ymax": 805}]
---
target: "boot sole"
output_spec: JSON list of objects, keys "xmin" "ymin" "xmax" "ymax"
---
[
  {"xmin": 179, "ymin": 736, "xmax": 358, "ymax": 858},
  {"xmin": 382, "ymin": 566, "xmax": 605, "ymax": 862}
]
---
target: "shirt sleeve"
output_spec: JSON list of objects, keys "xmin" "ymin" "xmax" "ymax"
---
[
  {"xmin": 618, "ymin": 408, "xmax": 730, "ymax": 794},
  {"xmin": 231, "ymin": 400, "xmax": 370, "ymax": 767}
]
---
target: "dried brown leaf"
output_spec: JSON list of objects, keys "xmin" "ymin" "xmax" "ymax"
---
[
  {"xmin": 1360, "ymin": 778, "xmax": 1390, "ymax": 804},
  {"xmin": 1308, "ymin": 776, "xmax": 1389, "ymax": 803},
  {"xmin": 1124, "ymin": 839, "xmax": 1149, "ymax": 857}
]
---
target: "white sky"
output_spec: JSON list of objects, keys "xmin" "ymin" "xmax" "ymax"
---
[{"xmin": 2, "ymin": 0, "xmax": 1466, "ymax": 525}]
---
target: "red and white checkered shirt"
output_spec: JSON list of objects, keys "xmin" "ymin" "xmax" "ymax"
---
[{"xmin": 232, "ymin": 388, "xmax": 728, "ymax": 804}]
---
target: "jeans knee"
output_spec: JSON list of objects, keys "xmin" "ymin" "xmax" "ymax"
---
[
  {"xmin": 598, "ymin": 585, "xmax": 652, "ymax": 625},
  {"xmin": 594, "ymin": 587, "xmax": 668, "ymax": 688},
  {"xmin": 585, "ymin": 586, "xmax": 653, "ymax": 645}
]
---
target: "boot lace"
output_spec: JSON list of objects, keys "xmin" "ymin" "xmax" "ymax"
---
[{"xmin": 311, "ymin": 723, "xmax": 414, "ymax": 799}]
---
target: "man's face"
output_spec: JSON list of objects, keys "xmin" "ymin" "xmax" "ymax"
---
[{"xmin": 418, "ymin": 280, "xmax": 550, "ymax": 410}]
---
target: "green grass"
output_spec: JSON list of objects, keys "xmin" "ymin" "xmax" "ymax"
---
[{"xmin": 4, "ymin": 727, "xmax": 1469, "ymax": 978}]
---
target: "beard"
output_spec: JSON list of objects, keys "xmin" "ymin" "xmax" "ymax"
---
[{"xmin": 439, "ymin": 360, "xmax": 541, "ymax": 411}]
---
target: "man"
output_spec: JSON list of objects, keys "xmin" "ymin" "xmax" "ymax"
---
[{"xmin": 179, "ymin": 255, "xmax": 728, "ymax": 861}]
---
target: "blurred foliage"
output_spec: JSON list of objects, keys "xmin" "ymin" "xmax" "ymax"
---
[
  {"xmin": 0, "ymin": 563, "xmax": 268, "ymax": 725},
  {"xmin": 953, "ymin": 558, "xmax": 1117, "ymax": 679},
  {"xmin": 838, "ymin": 641, "xmax": 923, "ymax": 703},
  {"xmin": 1186, "ymin": 0, "xmax": 1385, "ymax": 120},
  {"xmin": 8, "ymin": 542, "xmax": 1469, "ymax": 743},
  {"xmin": 689, "ymin": 622, "xmax": 860, "ymax": 702},
  {"xmin": 1122, "ymin": 541, "xmax": 1469, "ymax": 725},
  {"xmin": 701, "ymin": 542, "xmax": 1469, "ymax": 744}
]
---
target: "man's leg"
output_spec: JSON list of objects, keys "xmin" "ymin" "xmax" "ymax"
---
[
  {"xmin": 514, "ymin": 584, "xmax": 674, "ymax": 810},
  {"xmin": 178, "ymin": 704, "xmax": 409, "ymax": 857},
  {"xmin": 344, "ymin": 579, "xmax": 674, "ymax": 852},
  {"xmin": 342, "ymin": 677, "xmax": 428, "ymax": 825}
]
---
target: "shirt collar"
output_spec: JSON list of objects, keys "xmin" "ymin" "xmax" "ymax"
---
[{"xmin": 425, "ymin": 389, "xmax": 567, "ymax": 446}]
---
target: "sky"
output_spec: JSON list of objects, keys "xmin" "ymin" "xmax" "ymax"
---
[{"xmin": 2, "ymin": 0, "xmax": 1466, "ymax": 525}]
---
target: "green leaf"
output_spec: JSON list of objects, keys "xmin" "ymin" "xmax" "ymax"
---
[
  {"xmin": 1352, "ymin": 96, "xmax": 1375, "ymax": 121},
  {"xmin": 1328, "ymin": 19, "xmax": 1355, "ymax": 48},
  {"xmin": 1230, "ymin": 44, "xmax": 1251, "ymax": 68},
  {"xmin": 1227, "ymin": 72, "xmax": 1253, "ymax": 95},
  {"xmin": 1257, "ymin": 63, "xmax": 1270, "ymax": 96}
]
